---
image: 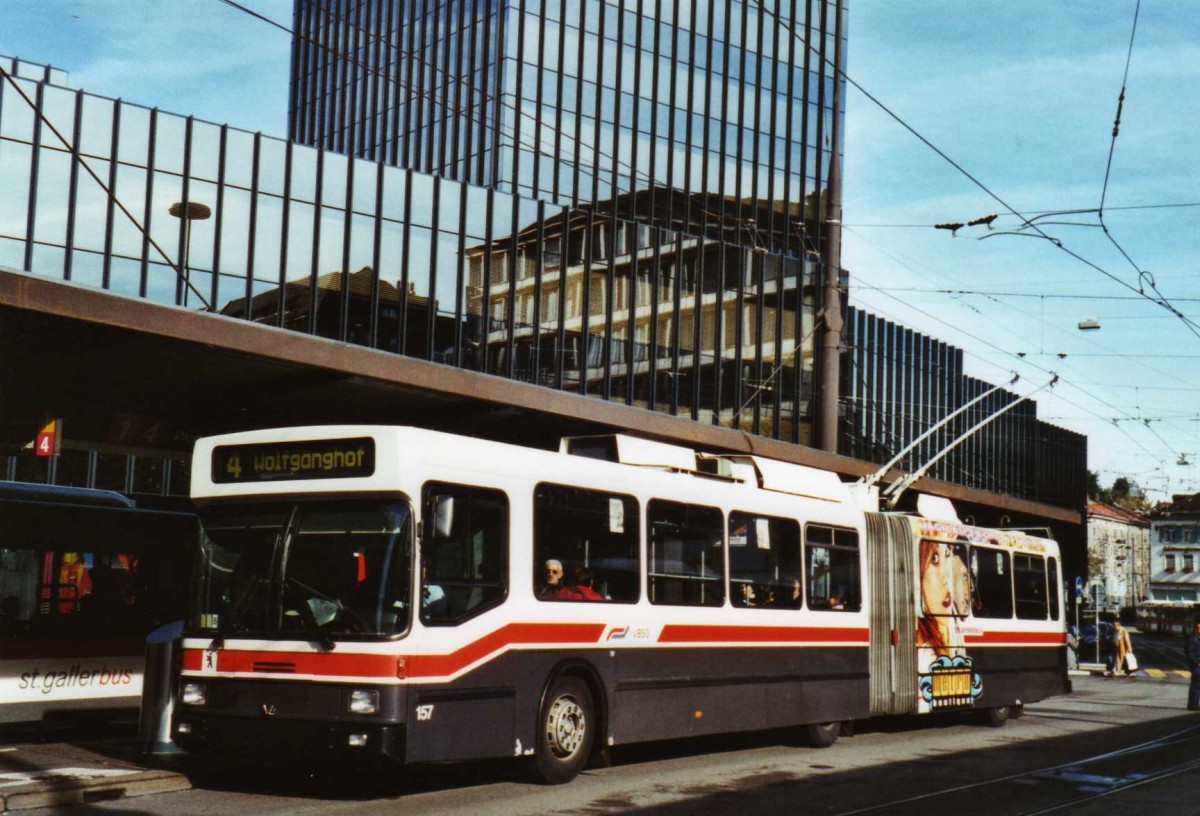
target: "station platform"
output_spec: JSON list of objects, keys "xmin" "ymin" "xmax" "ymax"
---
[{"xmin": 0, "ymin": 741, "xmax": 189, "ymax": 812}]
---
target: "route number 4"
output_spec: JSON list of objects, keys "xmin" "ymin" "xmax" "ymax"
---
[{"xmin": 416, "ymin": 704, "xmax": 435, "ymax": 721}]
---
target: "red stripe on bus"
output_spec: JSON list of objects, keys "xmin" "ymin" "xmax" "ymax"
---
[
  {"xmin": 964, "ymin": 631, "xmax": 1065, "ymax": 645},
  {"xmin": 658, "ymin": 624, "xmax": 869, "ymax": 644},
  {"xmin": 405, "ymin": 623, "xmax": 608, "ymax": 677},
  {"xmin": 181, "ymin": 622, "xmax": 608, "ymax": 679},
  {"xmin": 1, "ymin": 636, "xmax": 143, "ymax": 660},
  {"xmin": 181, "ymin": 648, "xmax": 397, "ymax": 677}
]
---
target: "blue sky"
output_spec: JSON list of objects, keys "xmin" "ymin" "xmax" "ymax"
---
[{"xmin": 3, "ymin": 0, "xmax": 1197, "ymax": 501}]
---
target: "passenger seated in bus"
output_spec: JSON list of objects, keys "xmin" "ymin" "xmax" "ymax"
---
[
  {"xmin": 566, "ymin": 566, "xmax": 604, "ymax": 601},
  {"xmin": 538, "ymin": 559, "xmax": 565, "ymax": 598},
  {"xmin": 829, "ymin": 591, "xmax": 846, "ymax": 611},
  {"xmin": 771, "ymin": 576, "xmax": 803, "ymax": 609}
]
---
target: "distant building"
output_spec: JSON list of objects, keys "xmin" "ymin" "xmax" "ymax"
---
[
  {"xmin": 1148, "ymin": 494, "xmax": 1200, "ymax": 605},
  {"xmin": 1085, "ymin": 500, "xmax": 1149, "ymax": 614}
]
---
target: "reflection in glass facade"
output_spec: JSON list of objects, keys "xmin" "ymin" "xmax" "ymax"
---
[
  {"xmin": 0, "ymin": 43, "xmax": 1086, "ymax": 507},
  {"xmin": 288, "ymin": 0, "xmax": 848, "ymax": 442}
]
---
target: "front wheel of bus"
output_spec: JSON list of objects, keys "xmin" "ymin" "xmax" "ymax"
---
[{"xmin": 534, "ymin": 677, "xmax": 594, "ymax": 785}]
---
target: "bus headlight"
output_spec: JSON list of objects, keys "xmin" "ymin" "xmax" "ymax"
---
[
  {"xmin": 181, "ymin": 682, "xmax": 208, "ymax": 706},
  {"xmin": 348, "ymin": 689, "xmax": 379, "ymax": 715}
]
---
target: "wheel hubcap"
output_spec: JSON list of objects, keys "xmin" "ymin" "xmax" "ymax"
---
[{"xmin": 545, "ymin": 695, "xmax": 586, "ymax": 758}]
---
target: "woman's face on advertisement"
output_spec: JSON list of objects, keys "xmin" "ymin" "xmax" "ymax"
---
[
  {"xmin": 951, "ymin": 551, "xmax": 971, "ymax": 616},
  {"xmin": 922, "ymin": 543, "xmax": 954, "ymax": 615}
]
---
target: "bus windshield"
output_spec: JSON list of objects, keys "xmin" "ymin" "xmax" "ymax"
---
[{"xmin": 189, "ymin": 500, "xmax": 412, "ymax": 638}]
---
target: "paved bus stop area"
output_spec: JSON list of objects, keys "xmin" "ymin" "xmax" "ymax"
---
[{"xmin": 0, "ymin": 740, "xmax": 189, "ymax": 812}]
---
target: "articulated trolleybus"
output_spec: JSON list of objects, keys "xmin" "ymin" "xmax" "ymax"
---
[{"xmin": 174, "ymin": 426, "xmax": 1067, "ymax": 782}]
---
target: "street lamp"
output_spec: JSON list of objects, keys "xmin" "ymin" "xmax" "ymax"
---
[{"xmin": 168, "ymin": 201, "xmax": 212, "ymax": 308}]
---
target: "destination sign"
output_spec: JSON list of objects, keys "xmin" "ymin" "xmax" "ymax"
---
[{"xmin": 212, "ymin": 438, "xmax": 375, "ymax": 483}]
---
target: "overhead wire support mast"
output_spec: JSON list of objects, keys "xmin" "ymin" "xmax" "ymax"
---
[{"xmin": 881, "ymin": 375, "xmax": 1060, "ymax": 509}]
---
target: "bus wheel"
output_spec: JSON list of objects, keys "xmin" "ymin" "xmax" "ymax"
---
[
  {"xmin": 982, "ymin": 706, "xmax": 1010, "ymax": 728},
  {"xmin": 806, "ymin": 721, "xmax": 840, "ymax": 748},
  {"xmin": 534, "ymin": 677, "xmax": 594, "ymax": 784}
]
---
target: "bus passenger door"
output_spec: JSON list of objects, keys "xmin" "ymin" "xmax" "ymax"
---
[
  {"xmin": 865, "ymin": 513, "xmax": 918, "ymax": 715},
  {"xmin": 406, "ymin": 483, "xmax": 515, "ymax": 764}
]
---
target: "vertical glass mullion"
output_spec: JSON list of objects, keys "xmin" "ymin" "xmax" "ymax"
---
[
  {"xmin": 570, "ymin": 0, "xmax": 588, "ymax": 208},
  {"xmin": 101, "ymin": 101, "xmax": 121, "ymax": 290},
  {"xmin": 245, "ymin": 132, "xmax": 262, "ymax": 311},
  {"xmin": 647, "ymin": 226, "xmax": 662, "ymax": 411},
  {"xmin": 578, "ymin": 209, "xmax": 594, "ymax": 396},
  {"xmin": 551, "ymin": 3, "xmax": 567, "ymax": 201},
  {"xmin": 398, "ymin": 169, "xmax": 414, "ymax": 354},
  {"xmin": 690, "ymin": 235, "xmax": 704, "ymax": 420},
  {"xmin": 368, "ymin": 160, "xmax": 384, "ymax": 349},
  {"xmin": 512, "ymin": 0, "xmax": 527, "ymax": 193},
  {"xmin": 488, "ymin": 4, "xmax": 508, "ymax": 189},
  {"xmin": 63, "ymin": 90, "xmax": 84, "ymax": 281},
  {"xmin": 534, "ymin": 0, "xmax": 549, "ymax": 197},
  {"xmin": 277, "ymin": 140, "xmax": 293, "ymax": 329},
  {"xmin": 176, "ymin": 116, "xmax": 193, "ymax": 306},
  {"xmin": 479, "ymin": 186, "xmax": 493, "ymax": 369},
  {"xmin": 138, "ymin": 108, "xmax": 157, "ymax": 298},
  {"xmin": 307, "ymin": 148, "xmax": 325, "ymax": 336},
  {"xmin": 426, "ymin": 175, "xmax": 439, "ymax": 359},
  {"xmin": 669, "ymin": 232, "xmax": 683, "ymax": 415},
  {"xmin": 554, "ymin": 205, "xmax": 569, "ymax": 390},
  {"xmin": 212, "ymin": 126, "xmax": 228, "ymax": 315},
  {"xmin": 531, "ymin": 200, "xmax": 546, "ymax": 380},
  {"xmin": 23, "ymin": 82, "xmax": 44, "ymax": 273},
  {"xmin": 589, "ymin": 0, "xmax": 606, "ymax": 206},
  {"xmin": 505, "ymin": 189, "xmax": 518, "ymax": 377},
  {"xmin": 452, "ymin": 179, "xmax": 468, "ymax": 366},
  {"xmin": 339, "ymin": 144, "xmax": 355, "ymax": 342}
]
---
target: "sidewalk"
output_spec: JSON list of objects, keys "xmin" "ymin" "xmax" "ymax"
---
[{"xmin": 0, "ymin": 741, "xmax": 189, "ymax": 812}]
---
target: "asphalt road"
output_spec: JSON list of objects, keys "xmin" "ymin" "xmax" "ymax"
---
[{"xmin": 21, "ymin": 668, "xmax": 1200, "ymax": 816}]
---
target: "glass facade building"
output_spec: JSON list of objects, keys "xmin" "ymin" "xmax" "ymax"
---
[{"xmin": 0, "ymin": 39, "xmax": 1086, "ymax": 510}]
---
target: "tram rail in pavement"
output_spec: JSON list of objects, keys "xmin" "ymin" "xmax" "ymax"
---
[{"xmin": 0, "ymin": 740, "xmax": 189, "ymax": 812}]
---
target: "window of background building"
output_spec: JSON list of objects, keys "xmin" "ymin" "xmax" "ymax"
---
[{"xmin": 1167, "ymin": 553, "xmax": 1177, "ymax": 573}]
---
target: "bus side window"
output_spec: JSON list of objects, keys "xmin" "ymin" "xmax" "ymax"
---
[
  {"xmin": 421, "ymin": 483, "xmax": 508, "ymax": 625},
  {"xmin": 647, "ymin": 501, "xmax": 724, "ymax": 607},
  {"xmin": 1014, "ymin": 554, "xmax": 1048, "ymax": 620},
  {"xmin": 533, "ymin": 484, "xmax": 640, "ymax": 603},
  {"xmin": 971, "ymin": 546, "xmax": 1013, "ymax": 619},
  {"xmin": 1048, "ymin": 557, "xmax": 1061, "ymax": 620},
  {"xmin": 729, "ymin": 513, "xmax": 802, "ymax": 609},
  {"xmin": 805, "ymin": 525, "xmax": 861, "ymax": 612}
]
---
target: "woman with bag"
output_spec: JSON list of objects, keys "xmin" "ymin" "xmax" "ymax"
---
[{"xmin": 1113, "ymin": 620, "xmax": 1136, "ymax": 676}]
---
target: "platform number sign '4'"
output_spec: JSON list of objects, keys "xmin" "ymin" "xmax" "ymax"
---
[{"xmin": 35, "ymin": 420, "xmax": 60, "ymax": 457}]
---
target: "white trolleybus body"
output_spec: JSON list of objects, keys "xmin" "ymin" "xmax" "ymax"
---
[
  {"xmin": 175, "ymin": 426, "xmax": 1067, "ymax": 782},
  {"xmin": 0, "ymin": 482, "xmax": 194, "ymax": 725}
]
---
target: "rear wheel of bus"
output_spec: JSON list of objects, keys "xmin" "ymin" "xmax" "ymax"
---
[
  {"xmin": 534, "ymin": 676, "xmax": 594, "ymax": 784},
  {"xmin": 805, "ymin": 721, "xmax": 840, "ymax": 748}
]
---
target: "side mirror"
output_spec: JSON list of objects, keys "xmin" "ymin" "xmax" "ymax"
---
[{"xmin": 432, "ymin": 495, "xmax": 455, "ymax": 540}]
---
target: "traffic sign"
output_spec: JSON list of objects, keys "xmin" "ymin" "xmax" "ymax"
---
[{"xmin": 1075, "ymin": 576, "xmax": 1083, "ymax": 600}]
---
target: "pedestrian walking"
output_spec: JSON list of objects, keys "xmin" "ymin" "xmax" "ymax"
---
[
  {"xmin": 1112, "ymin": 620, "xmax": 1136, "ymax": 677},
  {"xmin": 1065, "ymin": 625, "xmax": 1079, "ymax": 671},
  {"xmin": 1186, "ymin": 622, "xmax": 1200, "ymax": 710}
]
